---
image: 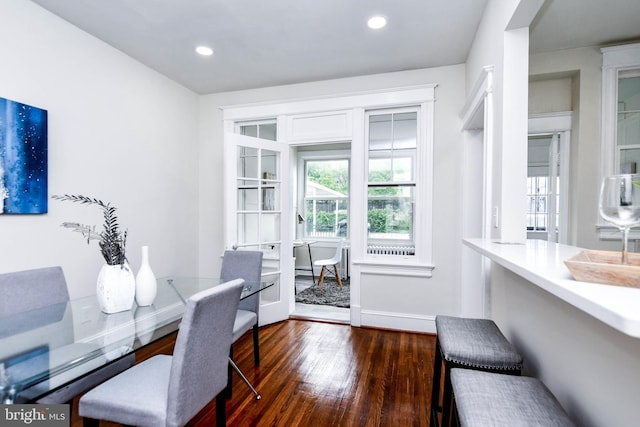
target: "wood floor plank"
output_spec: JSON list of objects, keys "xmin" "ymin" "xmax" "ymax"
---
[
  {"xmin": 215, "ymin": 320, "xmax": 435, "ymax": 427},
  {"xmin": 72, "ymin": 319, "xmax": 436, "ymax": 426}
]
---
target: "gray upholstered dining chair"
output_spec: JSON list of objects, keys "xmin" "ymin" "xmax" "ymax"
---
[
  {"xmin": 220, "ymin": 249, "xmax": 263, "ymax": 397},
  {"xmin": 79, "ymin": 278, "xmax": 245, "ymax": 427},
  {"xmin": 0, "ymin": 266, "xmax": 135, "ymax": 404}
]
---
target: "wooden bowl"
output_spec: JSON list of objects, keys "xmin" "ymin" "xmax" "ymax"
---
[{"xmin": 564, "ymin": 250, "xmax": 640, "ymax": 288}]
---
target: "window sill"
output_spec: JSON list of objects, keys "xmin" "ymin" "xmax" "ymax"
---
[{"xmin": 352, "ymin": 258, "xmax": 435, "ymax": 278}]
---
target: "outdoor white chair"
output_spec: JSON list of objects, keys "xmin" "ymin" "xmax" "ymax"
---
[{"xmin": 313, "ymin": 239, "xmax": 344, "ymax": 289}]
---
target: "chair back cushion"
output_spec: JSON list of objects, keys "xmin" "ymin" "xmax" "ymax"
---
[
  {"xmin": 220, "ymin": 250, "xmax": 263, "ymax": 314},
  {"xmin": 166, "ymin": 278, "xmax": 244, "ymax": 427},
  {"xmin": 0, "ymin": 266, "xmax": 69, "ymax": 317}
]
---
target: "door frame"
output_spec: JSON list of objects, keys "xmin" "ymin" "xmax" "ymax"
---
[
  {"xmin": 223, "ymin": 132, "xmax": 293, "ymax": 326},
  {"xmin": 528, "ymin": 111, "xmax": 572, "ymax": 244},
  {"xmin": 460, "ymin": 66, "xmax": 494, "ymax": 318}
]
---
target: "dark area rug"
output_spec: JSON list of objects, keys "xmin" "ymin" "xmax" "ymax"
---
[{"xmin": 295, "ymin": 279, "xmax": 350, "ymax": 308}]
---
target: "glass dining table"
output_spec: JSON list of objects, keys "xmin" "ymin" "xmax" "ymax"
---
[{"xmin": 0, "ymin": 276, "xmax": 271, "ymax": 404}]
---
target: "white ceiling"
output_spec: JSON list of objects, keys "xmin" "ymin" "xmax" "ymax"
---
[{"xmin": 30, "ymin": 0, "xmax": 640, "ymax": 95}]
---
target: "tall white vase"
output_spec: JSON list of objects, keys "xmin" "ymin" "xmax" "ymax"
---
[
  {"xmin": 96, "ymin": 263, "xmax": 136, "ymax": 314},
  {"xmin": 135, "ymin": 245, "xmax": 157, "ymax": 306}
]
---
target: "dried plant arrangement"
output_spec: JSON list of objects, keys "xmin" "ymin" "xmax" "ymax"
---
[{"xmin": 52, "ymin": 194, "xmax": 128, "ymax": 266}]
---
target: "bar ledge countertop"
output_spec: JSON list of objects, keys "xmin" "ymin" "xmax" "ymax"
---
[{"xmin": 464, "ymin": 238, "xmax": 640, "ymax": 339}]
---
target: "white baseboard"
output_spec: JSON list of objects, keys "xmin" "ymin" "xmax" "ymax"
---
[{"xmin": 358, "ymin": 309, "xmax": 436, "ymax": 333}]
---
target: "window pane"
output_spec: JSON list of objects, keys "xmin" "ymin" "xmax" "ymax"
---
[
  {"xmin": 261, "ymin": 214, "xmax": 280, "ymax": 241},
  {"xmin": 238, "ymin": 183, "xmax": 259, "ymax": 211},
  {"xmin": 261, "ymin": 149, "xmax": 278, "ymax": 181},
  {"xmin": 526, "ymin": 176, "xmax": 556, "ymax": 232},
  {"xmin": 239, "ymin": 122, "xmax": 277, "ymax": 141},
  {"xmin": 393, "ymin": 112, "xmax": 417, "ymax": 149},
  {"xmin": 617, "ymin": 75, "xmax": 640, "ymax": 153},
  {"xmin": 303, "ymin": 159, "xmax": 349, "ymax": 238},
  {"xmin": 240, "ymin": 125, "xmax": 258, "ymax": 138},
  {"xmin": 392, "ymin": 154, "xmax": 414, "ymax": 182},
  {"xmin": 259, "ymin": 123, "xmax": 277, "ymax": 141},
  {"xmin": 367, "ymin": 186, "xmax": 414, "ymax": 241},
  {"xmin": 366, "ymin": 108, "xmax": 419, "ymax": 256},
  {"xmin": 369, "ymin": 114, "xmax": 393, "ymax": 150},
  {"xmin": 368, "ymin": 155, "xmax": 392, "ymax": 182},
  {"xmin": 237, "ymin": 213, "xmax": 258, "ymax": 244},
  {"xmin": 238, "ymin": 146, "xmax": 259, "ymax": 179},
  {"xmin": 618, "ymin": 75, "xmax": 640, "ymax": 111},
  {"xmin": 305, "ymin": 160, "xmax": 349, "ymax": 196},
  {"xmin": 617, "ymin": 111, "xmax": 640, "ymax": 147},
  {"xmin": 620, "ymin": 148, "xmax": 640, "ymax": 173}
]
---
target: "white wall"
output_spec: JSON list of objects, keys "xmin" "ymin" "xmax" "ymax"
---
[
  {"xmin": 198, "ymin": 66, "xmax": 467, "ymax": 329},
  {"xmin": 529, "ymin": 76, "xmax": 573, "ymax": 114},
  {"xmin": 465, "ymin": 0, "xmax": 538, "ymax": 242},
  {"xmin": 529, "ymin": 46, "xmax": 617, "ymax": 251},
  {"xmin": 490, "ymin": 264, "xmax": 640, "ymax": 427},
  {"xmin": 0, "ymin": 0, "xmax": 200, "ymax": 298}
]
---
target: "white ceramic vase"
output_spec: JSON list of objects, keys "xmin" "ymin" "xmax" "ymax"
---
[
  {"xmin": 96, "ymin": 263, "xmax": 136, "ymax": 314},
  {"xmin": 135, "ymin": 245, "xmax": 157, "ymax": 306}
]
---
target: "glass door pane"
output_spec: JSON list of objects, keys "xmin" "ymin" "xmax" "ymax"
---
[
  {"xmin": 235, "ymin": 145, "xmax": 281, "ymax": 304},
  {"xmin": 225, "ymin": 132, "xmax": 291, "ymax": 325}
]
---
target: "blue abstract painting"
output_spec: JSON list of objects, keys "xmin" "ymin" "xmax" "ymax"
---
[{"xmin": 0, "ymin": 97, "xmax": 48, "ymax": 214}]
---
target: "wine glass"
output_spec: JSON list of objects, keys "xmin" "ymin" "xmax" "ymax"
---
[{"xmin": 599, "ymin": 174, "xmax": 640, "ymax": 264}]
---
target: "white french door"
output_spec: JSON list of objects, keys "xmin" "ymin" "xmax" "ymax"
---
[{"xmin": 223, "ymin": 132, "xmax": 292, "ymax": 325}]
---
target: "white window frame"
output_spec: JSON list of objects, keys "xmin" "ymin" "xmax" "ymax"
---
[
  {"xmin": 235, "ymin": 119, "xmax": 278, "ymax": 141},
  {"xmin": 296, "ymin": 150, "xmax": 350, "ymax": 240},
  {"xmin": 223, "ymin": 85, "xmax": 435, "ymax": 273},
  {"xmin": 600, "ymin": 43, "xmax": 640, "ymax": 178},
  {"xmin": 362, "ymin": 104, "xmax": 432, "ymax": 267},
  {"xmin": 599, "ymin": 43, "xmax": 640, "ymax": 240},
  {"xmin": 365, "ymin": 107, "xmax": 419, "ymax": 255}
]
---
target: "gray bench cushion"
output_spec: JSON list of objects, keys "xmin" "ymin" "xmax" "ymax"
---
[
  {"xmin": 451, "ymin": 369, "xmax": 574, "ymax": 427},
  {"xmin": 436, "ymin": 316, "xmax": 523, "ymax": 370}
]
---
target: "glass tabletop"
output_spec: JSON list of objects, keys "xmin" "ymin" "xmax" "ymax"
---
[
  {"xmin": 0, "ymin": 276, "xmax": 272, "ymax": 403},
  {"xmin": 163, "ymin": 276, "xmax": 267, "ymax": 303}
]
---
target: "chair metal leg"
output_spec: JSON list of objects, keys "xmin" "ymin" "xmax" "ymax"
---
[
  {"xmin": 216, "ymin": 393, "xmax": 227, "ymax": 426},
  {"xmin": 226, "ymin": 348, "xmax": 234, "ymax": 399},
  {"xmin": 83, "ymin": 418, "xmax": 100, "ymax": 427},
  {"xmin": 229, "ymin": 357, "xmax": 261, "ymax": 400},
  {"xmin": 253, "ymin": 324, "xmax": 260, "ymax": 366}
]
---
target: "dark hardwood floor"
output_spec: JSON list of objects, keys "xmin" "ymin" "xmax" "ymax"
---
[{"xmin": 72, "ymin": 319, "xmax": 436, "ymax": 426}]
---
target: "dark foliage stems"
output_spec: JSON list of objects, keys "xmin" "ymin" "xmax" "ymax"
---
[{"xmin": 52, "ymin": 194, "xmax": 128, "ymax": 266}]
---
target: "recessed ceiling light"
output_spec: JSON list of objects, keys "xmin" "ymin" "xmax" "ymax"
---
[
  {"xmin": 367, "ymin": 15, "xmax": 387, "ymax": 30},
  {"xmin": 195, "ymin": 46, "xmax": 213, "ymax": 56}
]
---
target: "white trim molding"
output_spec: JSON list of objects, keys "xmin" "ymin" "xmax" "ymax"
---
[
  {"xmin": 528, "ymin": 111, "xmax": 572, "ymax": 133},
  {"xmin": 460, "ymin": 65, "xmax": 494, "ymax": 130},
  {"xmin": 359, "ymin": 309, "xmax": 436, "ymax": 333},
  {"xmin": 222, "ymin": 85, "xmax": 438, "ymax": 330},
  {"xmin": 221, "ymin": 85, "xmax": 436, "ymax": 122},
  {"xmin": 354, "ymin": 260, "xmax": 435, "ymax": 278},
  {"xmin": 600, "ymin": 43, "xmax": 640, "ymax": 179}
]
